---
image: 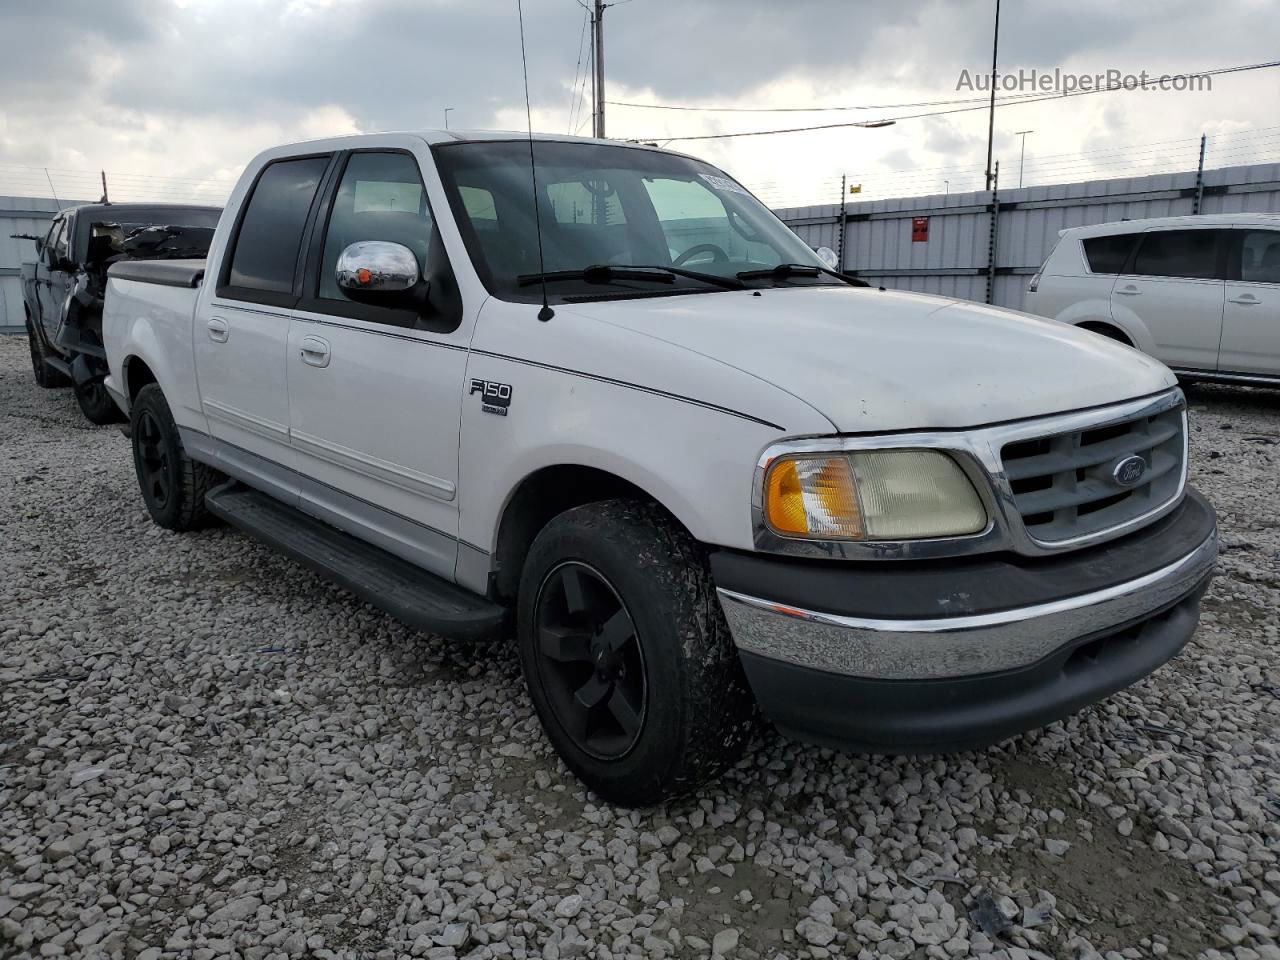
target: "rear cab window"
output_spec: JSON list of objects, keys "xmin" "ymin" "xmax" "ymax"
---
[{"xmin": 219, "ymin": 154, "xmax": 332, "ymax": 306}]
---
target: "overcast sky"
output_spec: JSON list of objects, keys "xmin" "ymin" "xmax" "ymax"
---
[{"xmin": 0, "ymin": 0, "xmax": 1276, "ymax": 207}]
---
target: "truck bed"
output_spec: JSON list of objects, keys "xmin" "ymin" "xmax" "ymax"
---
[{"xmin": 107, "ymin": 258, "xmax": 206, "ymax": 288}]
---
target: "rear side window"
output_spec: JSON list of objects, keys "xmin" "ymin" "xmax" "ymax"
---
[
  {"xmin": 1082, "ymin": 233, "xmax": 1137, "ymax": 274},
  {"xmin": 1130, "ymin": 230, "xmax": 1221, "ymax": 280},
  {"xmin": 228, "ymin": 156, "xmax": 330, "ymax": 294}
]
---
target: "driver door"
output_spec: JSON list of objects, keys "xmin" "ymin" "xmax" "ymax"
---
[{"xmin": 287, "ymin": 149, "xmax": 469, "ymax": 581}]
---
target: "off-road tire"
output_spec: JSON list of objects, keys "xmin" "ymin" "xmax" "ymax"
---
[
  {"xmin": 130, "ymin": 384, "xmax": 215, "ymax": 531},
  {"xmin": 26, "ymin": 315, "xmax": 70, "ymax": 388},
  {"xmin": 74, "ymin": 375, "xmax": 126, "ymax": 425},
  {"xmin": 517, "ymin": 499, "xmax": 756, "ymax": 805}
]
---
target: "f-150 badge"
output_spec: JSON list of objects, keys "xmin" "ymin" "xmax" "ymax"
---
[{"xmin": 470, "ymin": 379, "xmax": 512, "ymax": 416}]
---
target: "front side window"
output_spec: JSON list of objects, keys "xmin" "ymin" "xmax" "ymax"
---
[
  {"xmin": 1082, "ymin": 233, "xmax": 1137, "ymax": 274},
  {"xmin": 433, "ymin": 139, "xmax": 828, "ymax": 303},
  {"xmin": 1239, "ymin": 230, "xmax": 1280, "ymax": 284},
  {"xmin": 1130, "ymin": 229, "xmax": 1221, "ymax": 280},
  {"xmin": 319, "ymin": 152, "xmax": 433, "ymax": 301},
  {"xmin": 228, "ymin": 155, "xmax": 330, "ymax": 294}
]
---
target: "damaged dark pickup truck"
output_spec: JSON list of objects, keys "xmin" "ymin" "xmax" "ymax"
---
[{"xmin": 17, "ymin": 202, "xmax": 221, "ymax": 423}]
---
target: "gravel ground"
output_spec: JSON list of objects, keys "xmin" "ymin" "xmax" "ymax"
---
[{"xmin": 1, "ymin": 332, "xmax": 1278, "ymax": 960}]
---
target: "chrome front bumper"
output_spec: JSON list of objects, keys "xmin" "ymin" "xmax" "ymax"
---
[{"xmin": 717, "ymin": 528, "xmax": 1218, "ymax": 681}]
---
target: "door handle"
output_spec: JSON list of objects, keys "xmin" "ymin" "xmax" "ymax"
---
[
  {"xmin": 206, "ymin": 317, "xmax": 229, "ymax": 342},
  {"xmin": 299, "ymin": 335, "xmax": 331, "ymax": 368},
  {"xmin": 1115, "ymin": 285, "xmax": 1141, "ymax": 296},
  {"xmin": 1228, "ymin": 295, "xmax": 1260, "ymax": 305}
]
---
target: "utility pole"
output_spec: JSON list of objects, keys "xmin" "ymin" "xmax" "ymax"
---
[
  {"xmin": 1015, "ymin": 129, "xmax": 1033, "ymax": 188},
  {"xmin": 983, "ymin": 0, "xmax": 1001, "ymax": 192},
  {"xmin": 593, "ymin": 0, "xmax": 606, "ymax": 138}
]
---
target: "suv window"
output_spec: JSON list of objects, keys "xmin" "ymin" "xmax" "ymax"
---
[
  {"xmin": 1240, "ymin": 230, "xmax": 1280, "ymax": 284},
  {"xmin": 319, "ymin": 152, "xmax": 433, "ymax": 302},
  {"xmin": 1082, "ymin": 233, "xmax": 1137, "ymax": 274},
  {"xmin": 1130, "ymin": 229, "xmax": 1221, "ymax": 280},
  {"xmin": 228, "ymin": 156, "xmax": 330, "ymax": 294}
]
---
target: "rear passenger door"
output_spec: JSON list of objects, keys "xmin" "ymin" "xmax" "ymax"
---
[
  {"xmin": 196, "ymin": 153, "xmax": 334, "ymax": 488},
  {"xmin": 1219, "ymin": 229, "xmax": 1280, "ymax": 376},
  {"xmin": 286, "ymin": 149, "xmax": 469, "ymax": 581},
  {"xmin": 1110, "ymin": 227, "xmax": 1226, "ymax": 371}
]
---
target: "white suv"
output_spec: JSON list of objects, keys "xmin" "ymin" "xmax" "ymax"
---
[{"xmin": 1026, "ymin": 213, "xmax": 1280, "ymax": 385}]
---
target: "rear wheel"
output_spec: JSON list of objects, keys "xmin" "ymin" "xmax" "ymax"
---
[
  {"xmin": 74, "ymin": 374, "xmax": 125, "ymax": 425},
  {"xmin": 517, "ymin": 499, "xmax": 755, "ymax": 805},
  {"xmin": 130, "ymin": 384, "xmax": 215, "ymax": 531},
  {"xmin": 25, "ymin": 316, "xmax": 70, "ymax": 388}
]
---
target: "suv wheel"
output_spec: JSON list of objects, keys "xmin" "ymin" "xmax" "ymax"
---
[
  {"xmin": 26, "ymin": 317, "xmax": 70, "ymax": 388},
  {"xmin": 517, "ymin": 499, "xmax": 755, "ymax": 805},
  {"xmin": 74, "ymin": 376, "xmax": 125, "ymax": 425},
  {"xmin": 130, "ymin": 384, "xmax": 215, "ymax": 531}
]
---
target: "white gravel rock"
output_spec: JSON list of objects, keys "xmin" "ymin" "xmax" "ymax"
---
[{"xmin": 1, "ymin": 339, "xmax": 1278, "ymax": 959}]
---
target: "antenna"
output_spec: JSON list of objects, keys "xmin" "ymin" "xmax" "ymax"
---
[
  {"xmin": 516, "ymin": 0, "xmax": 554, "ymax": 322},
  {"xmin": 100, "ymin": 170, "xmax": 110, "ymax": 204},
  {"xmin": 43, "ymin": 168, "xmax": 63, "ymax": 210}
]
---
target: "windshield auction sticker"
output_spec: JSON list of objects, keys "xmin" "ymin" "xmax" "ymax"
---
[{"xmin": 699, "ymin": 173, "xmax": 752, "ymax": 197}]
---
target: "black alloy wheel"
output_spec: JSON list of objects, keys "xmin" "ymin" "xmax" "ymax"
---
[
  {"xmin": 533, "ymin": 561, "xmax": 647, "ymax": 760},
  {"xmin": 135, "ymin": 407, "xmax": 173, "ymax": 510}
]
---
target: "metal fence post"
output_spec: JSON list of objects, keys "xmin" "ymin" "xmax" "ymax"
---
[
  {"xmin": 985, "ymin": 160, "xmax": 1000, "ymax": 304},
  {"xmin": 1193, "ymin": 133, "xmax": 1206, "ymax": 214},
  {"xmin": 837, "ymin": 174, "xmax": 847, "ymax": 272}
]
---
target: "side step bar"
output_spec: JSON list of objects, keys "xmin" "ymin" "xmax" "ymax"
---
[{"xmin": 205, "ymin": 484, "xmax": 509, "ymax": 641}]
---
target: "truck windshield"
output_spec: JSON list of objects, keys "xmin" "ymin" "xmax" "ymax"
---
[{"xmin": 433, "ymin": 139, "xmax": 832, "ymax": 302}]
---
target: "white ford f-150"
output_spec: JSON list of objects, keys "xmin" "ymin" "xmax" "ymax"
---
[{"xmin": 103, "ymin": 131, "xmax": 1217, "ymax": 804}]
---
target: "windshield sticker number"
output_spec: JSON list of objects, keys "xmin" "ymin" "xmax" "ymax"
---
[{"xmin": 699, "ymin": 174, "xmax": 751, "ymax": 197}]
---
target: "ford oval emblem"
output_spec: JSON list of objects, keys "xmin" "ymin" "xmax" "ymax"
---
[{"xmin": 1112, "ymin": 455, "xmax": 1147, "ymax": 487}]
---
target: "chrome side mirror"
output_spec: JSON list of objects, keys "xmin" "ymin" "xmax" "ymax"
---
[
  {"xmin": 815, "ymin": 246, "xmax": 839, "ymax": 270},
  {"xmin": 336, "ymin": 241, "xmax": 420, "ymax": 294}
]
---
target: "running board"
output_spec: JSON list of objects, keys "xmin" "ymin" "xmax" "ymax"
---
[{"xmin": 205, "ymin": 484, "xmax": 508, "ymax": 641}]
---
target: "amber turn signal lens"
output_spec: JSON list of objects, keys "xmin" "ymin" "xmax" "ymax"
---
[{"xmin": 764, "ymin": 456, "xmax": 864, "ymax": 539}]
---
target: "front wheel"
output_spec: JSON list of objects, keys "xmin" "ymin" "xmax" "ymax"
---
[
  {"xmin": 517, "ymin": 500, "xmax": 755, "ymax": 805},
  {"xmin": 130, "ymin": 384, "xmax": 215, "ymax": 531},
  {"xmin": 74, "ymin": 375, "xmax": 125, "ymax": 425}
]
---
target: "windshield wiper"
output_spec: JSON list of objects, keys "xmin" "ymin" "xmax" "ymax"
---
[
  {"xmin": 518, "ymin": 264, "xmax": 745, "ymax": 291},
  {"xmin": 736, "ymin": 263, "xmax": 869, "ymax": 287}
]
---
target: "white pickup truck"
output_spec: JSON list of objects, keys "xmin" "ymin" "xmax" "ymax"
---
[{"xmin": 103, "ymin": 131, "xmax": 1217, "ymax": 804}]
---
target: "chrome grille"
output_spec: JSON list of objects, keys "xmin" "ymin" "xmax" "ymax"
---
[{"xmin": 1001, "ymin": 402, "xmax": 1186, "ymax": 543}]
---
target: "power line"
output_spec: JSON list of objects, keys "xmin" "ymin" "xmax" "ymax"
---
[{"xmin": 633, "ymin": 59, "xmax": 1280, "ymax": 142}]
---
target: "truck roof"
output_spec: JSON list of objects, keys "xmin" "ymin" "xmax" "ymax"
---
[{"xmin": 260, "ymin": 129, "xmax": 690, "ymax": 161}]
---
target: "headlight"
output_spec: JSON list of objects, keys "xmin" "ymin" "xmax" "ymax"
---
[{"xmin": 763, "ymin": 449, "xmax": 987, "ymax": 540}]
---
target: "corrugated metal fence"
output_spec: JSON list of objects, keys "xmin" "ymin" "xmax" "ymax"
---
[
  {"xmin": 0, "ymin": 196, "xmax": 91, "ymax": 334},
  {"xmin": 775, "ymin": 163, "xmax": 1280, "ymax": 313}
]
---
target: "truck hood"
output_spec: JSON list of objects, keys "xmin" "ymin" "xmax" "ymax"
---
[{"xmin": 565, "ymin": 286, "xmax": 1177, "ymax": 433}]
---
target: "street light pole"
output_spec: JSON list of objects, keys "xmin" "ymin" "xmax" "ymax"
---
[
  {"xmin": 1015, "ymin": 129, "xmax": 1034, "ymax": 188},
  {"xmin": 983, "ymin": 0, "xmax": 1001, "ymax": 192}
]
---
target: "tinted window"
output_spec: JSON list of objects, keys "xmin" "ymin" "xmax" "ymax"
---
[
  {"xmin": 229, "ymin": 156, "xmax": 329, "ymax": 293},
  {"xmin": 1082, "ymin": 233, "xmax": 1136, "ymax": 274},
  {"xmin": 1240, "ymin": 230, "xmax": 1280, "ymax": 284},
  {"xmin": 318, "ymin": 152, "xmax": 433, "ymax": 301},
  {"xmin": 1131, "ymin": 230, "xmax": 1221, "ymax": 280}
]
